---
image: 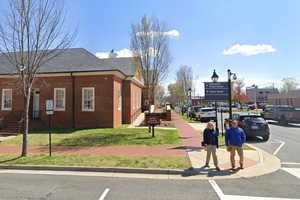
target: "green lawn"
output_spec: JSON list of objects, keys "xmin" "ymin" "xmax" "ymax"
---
[
  {"xmin": 0, "ymin": 128, "xmax": 181, "ymax": 147},
  {"xmin": 0, "ymin": 153, "xmax": 191, "ymax": 169}
]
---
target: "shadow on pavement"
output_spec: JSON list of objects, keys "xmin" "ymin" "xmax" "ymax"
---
[
  {"xmin": 182, "ymin": 166, "xmax": 238, "ymax": 177},
  {"xmin": 246, "ymin": 137, "xmax": 267, "ymax": 144},
  {"xmin": 0, "ymin": 156, "xmax": 21, "ymax": 164},
  {"xmin": 171, "ymin": 146, "xmax": 203, "ymax": 151}
]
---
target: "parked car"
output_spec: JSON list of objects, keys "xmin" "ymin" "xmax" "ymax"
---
[
  {"xmin": 232, "ymin": 113, "xmax": 270, "ymax": 141},
  {"xmin": 188, "ymin": 106, "xmax": 202, "ymax": 119},
  {"xmin": 218, "ymin": 106, "xmax": 229, "ymax": 112},
  {"xmin": 196, "ymin": 107, "xmax": 216, "ymax": 122},
  {"xmin": 263, "ymin": 105, "xmax": 300, "ymax": 124}
]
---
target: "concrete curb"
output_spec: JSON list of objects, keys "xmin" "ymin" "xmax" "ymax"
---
[
  {"xmin": 238, "ymin": 143, "xmax": 281, "ymax": 178},
  {"xmin": 0, "ymin": 165, "xmax": 184, "ymax": 175}
]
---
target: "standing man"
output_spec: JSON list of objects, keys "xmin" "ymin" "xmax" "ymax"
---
[
  {"xmin": 203, "ymin": 122, "xmax": 221, "ymax": 171},
  {"xmin": 225, "ymin": 120, "xmax": 246, "ymax": 170}
]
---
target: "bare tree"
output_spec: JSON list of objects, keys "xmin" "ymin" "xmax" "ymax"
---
[
  {"xmin": 131, "ymin": 15, "xmax": 171, "ymax": 108},
  {"xmin": 0, "ymin": 0, "xmax": 74, "ymax": 156},
  {"xmin": 281, "ymin": 77, "xmax": 299, "ymax": 93},
  {"xmin": 155, "ymin": 85, "xmax": 166, "ymax": 105},
  {"xmin": 176, "ymin": 65, "xmax": 193, "ymax": 102}
]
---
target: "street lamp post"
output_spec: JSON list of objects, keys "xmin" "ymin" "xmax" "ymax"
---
[
  {"xmin": 187, "ymin": 88, "xmax": 192, "ymax": 119},
  {"xmin": 211, "ymin": 69, "xmax": 219, "ymax": 133},
  {"xmin": 188, "ymin": 88, "xmax": 192, "ymax": 106},
  {"xmin": 227, "ymin": 69, "xmax": 237, "ymax": 119}
]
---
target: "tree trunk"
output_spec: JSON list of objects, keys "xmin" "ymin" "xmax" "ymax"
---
[{"xmin": 21, "ymin": 87, "xmax": 31, "ymax": 157}]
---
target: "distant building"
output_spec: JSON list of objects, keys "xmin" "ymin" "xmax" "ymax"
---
[
  {"xmin": 268, "ymin": 90, "xmax": 300, "ymax": 107},
  {"xmin": 191, "ymin": 96, "xmax": 208, "ymax": 106},
  {"xmin": 246, "ymin": 86, "xmax": 279, "ymax": 104}
]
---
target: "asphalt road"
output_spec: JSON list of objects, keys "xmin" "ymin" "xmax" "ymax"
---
[{"xmin": 0, "ymin": 121, "xmax": 300, "ymax": 200}]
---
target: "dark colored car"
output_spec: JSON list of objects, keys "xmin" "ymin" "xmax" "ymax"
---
[{"xmin": 232, "ymin": 113, "xmax": 270, "ymax": 141}]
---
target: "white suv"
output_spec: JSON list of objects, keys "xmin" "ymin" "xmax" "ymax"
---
[{"xmin": 196, "ymin": 107, "xmax": 216, "ymax": 122}]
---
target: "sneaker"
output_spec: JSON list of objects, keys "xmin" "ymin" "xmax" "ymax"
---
[
  {"xmin": 215, "ymin": 167, "xmax": 221, "ymax": 171},
  {"xmin": 204, "ymin": 164, "xmax": 210, "ymax": 168}
]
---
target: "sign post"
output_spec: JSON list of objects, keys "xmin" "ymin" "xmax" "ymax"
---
[
  {"xmin": 205, "ymin": 82, "xmax": 229, "ymax": 134},
  {"xmin": 147, "ymin": 115, "xmax": 161, "ymax": 137},
  {"xmin": 46, "ymin": 100, "xmax": 54, "ymax": 157},
  {"xmin": 204, "ymin": 82, "xmax": 229, "ymax": 101}
]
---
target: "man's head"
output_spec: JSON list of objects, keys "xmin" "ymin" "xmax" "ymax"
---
[
  {"xmin": 231, "ymin": 120, "xmax": 238, "ymax": 128},
  {"xmin": 207, "ymin": 121, "xmax": 215, "ymax": 130}
]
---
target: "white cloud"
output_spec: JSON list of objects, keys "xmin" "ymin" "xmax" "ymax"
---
[
  {"xmin": 223, "ymin": 44, "xmax": 276, "ymax": 56},
  {"xmin": 95, "ymin": 48, "xmax": 133, "ymax": 59},
  {"xmin": 136, "ymin": 29, "xmax": 180, "ymax": 39},
  {"xmin": 164, "ymin": 29, "xmax": 180, "ymax": 38}
]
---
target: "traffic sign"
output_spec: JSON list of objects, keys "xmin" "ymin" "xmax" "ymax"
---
[
  {"xmin": 46, "ymin": 100, "xmax": 54, "ymax": 115},
  {"xmin": 204, "ymin": 82, "xmax": 229, "ymax": 101}
]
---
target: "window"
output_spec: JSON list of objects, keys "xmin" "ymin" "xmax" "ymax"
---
[
  {"xmin": 54, "ymin": 88, "xmax": 66, "ymax": 111},
  {"xmin": 1, "ymin": 89, "xmax": 12, "ymax": 111},
  {"xmin": 82, "ymin": 87, "xmax": 95, "ymax": 112}
]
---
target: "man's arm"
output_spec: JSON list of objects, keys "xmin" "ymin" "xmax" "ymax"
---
[
  {"xmin": 203, "ymin": 129, "xmax": 208, "ymax": 144},
  {"xmin": 225, "ymin": 129, "xmax": 229, "ymax": 146},
  {"xmin": 241, "ymin": 129, "xmax": 246, "ymax": 144}
]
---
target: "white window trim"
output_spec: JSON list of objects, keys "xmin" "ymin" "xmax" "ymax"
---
[
  {"xmin": 1, "ymin": 88, "xmax": 12, "ymax": 111},
  {"xmin": 82, "ymin": 87, "xmax": 95, "ymax": 112},
  {"xmin": 54, "ymin": 88, "xmax": 66, "ymax": 111}
]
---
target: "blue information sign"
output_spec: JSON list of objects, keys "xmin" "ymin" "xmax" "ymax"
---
[{"xmin": 204, "ymin": 82, "xmax": 229, "ymax": 101}]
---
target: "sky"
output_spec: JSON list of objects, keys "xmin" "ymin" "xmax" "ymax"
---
[{"xmin": 1, "ymin": 0, "xmax": 300, "ymax": 95}]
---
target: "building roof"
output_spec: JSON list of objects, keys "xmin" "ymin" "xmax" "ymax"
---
[{"xmin": 0, "ymin": 48, "xmax": 140, "ymax": 77}]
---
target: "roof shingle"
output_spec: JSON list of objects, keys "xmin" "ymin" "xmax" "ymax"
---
[{"xmin": 0, "ymin": 48, "xmax": 139, "ymax": 77}]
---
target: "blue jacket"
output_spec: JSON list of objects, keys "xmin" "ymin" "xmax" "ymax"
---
[
  {"xmin": 203, "ymin": 128, "xmax": 219, "ymax": 148},
  {"xmin": 225, "ymin": 127, "xmax": 246, "ymax": 147}
]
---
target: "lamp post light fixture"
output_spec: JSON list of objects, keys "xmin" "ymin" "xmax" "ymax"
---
[
  {"xmin": 211, "ymin": 69, "xmax": 219, "ymax": 133},
  {"xmin": 211, "ymin": 69, "xmax": 219, "ymax": 83},
  {"xmin": 227, "ymin": 69, "xmax": 237, "ymax": 119}
]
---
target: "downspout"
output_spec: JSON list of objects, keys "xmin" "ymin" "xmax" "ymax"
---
[{"xmin": 71, "ymin": 72, "xmax": 75, "ymax": 128}]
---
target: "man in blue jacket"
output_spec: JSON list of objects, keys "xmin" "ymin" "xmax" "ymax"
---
[{"xmin": 225, "ymin": 120, "xmax": 246, "ymax": 170}]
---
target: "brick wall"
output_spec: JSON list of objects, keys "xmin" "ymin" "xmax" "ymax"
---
[
  {"xmin": 122, "ymin": 80, "xmax": 142, "ymax": 124},
  {"xmin": 0, "ymin": 74, "xmax": 142, "ymax": 130}
]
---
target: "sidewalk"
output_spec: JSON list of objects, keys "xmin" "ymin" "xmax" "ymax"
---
[
  {"xmin": 173, "ymin": 112, "xmax": 280, "ymax": 179},
  {"xmin": 171, "ymin": 112, "xmax": 202, "ymax": 149}
]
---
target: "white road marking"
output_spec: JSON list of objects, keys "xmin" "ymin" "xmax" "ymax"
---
[
  {"xmin": 209, "ymin": 179, "xmax": 300, "ymax": 200},
  {"xmin": 273, "ymin": 140, "xmax": 285, "ymax": 155},
  {"xmin": 282, "ymin": 162, "xmax": 300, "ymax": 165},
  {"xmin": 98, "ymin": 188, "xmax": 110, "ymax": 200},
  {"xmin": 282, "ymin": 168, "xmax": 300, "ymax": 179},
  {"xmin": 208, "ymin": 180, "xmax": 224, "ymax": 199}
]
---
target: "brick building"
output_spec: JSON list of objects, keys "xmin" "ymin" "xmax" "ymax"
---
[
  {"xmin": 246, "ymin": 86, "xmax": 279, "ymax": 104},
  {"xmin": 0, "ymin": 48, "xmax": 143, "ymax": 132},
  {"xmin": 268, "ymin": 90, "xmax": 300, "ymax": 107}
]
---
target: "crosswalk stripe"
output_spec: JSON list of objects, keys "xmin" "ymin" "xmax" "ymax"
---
[
  {"xmin": 282, "ymin": 168, "xmax": 300, "ymax": 179},
  {"xmin": 282, "ymin": 162, "xmax": 300, "ymax": 165},
  {"xmin": 209, "ymin": 179, "xmax": 300, "ymax": 200}
]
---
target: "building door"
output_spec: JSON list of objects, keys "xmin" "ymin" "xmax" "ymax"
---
[{"xmin": 32, "ymin": 89, "xmax": 40, "ymax": 119}]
